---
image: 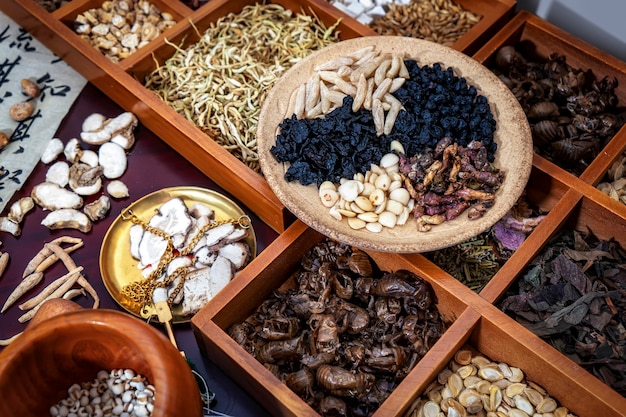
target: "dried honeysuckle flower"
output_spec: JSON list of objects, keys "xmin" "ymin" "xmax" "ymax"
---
[{"xmin": 144, "ymin": 3, "xmax": 341, "ymax": 173}]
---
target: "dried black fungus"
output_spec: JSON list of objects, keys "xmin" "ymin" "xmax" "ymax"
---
[{"xmin": 271, "ymin": 61, "xmax": 497, "ymax": 186}]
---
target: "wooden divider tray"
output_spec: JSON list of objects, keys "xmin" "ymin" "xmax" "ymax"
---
[{"xmin": 0, "ymin": 0, "xmax": 515, "ymax": 232}]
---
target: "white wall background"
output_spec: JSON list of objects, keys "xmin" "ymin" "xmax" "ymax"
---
[{"xmin": 516, "ymin": 0, "xmax": 626, "ymax": 62}]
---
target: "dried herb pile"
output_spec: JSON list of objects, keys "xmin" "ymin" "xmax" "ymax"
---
[
  {"xmin": 499, "ymin": 229, "xmax": 626, "ymax": 396},
  {"xmin": 228, "ymin": 239, "xmax": 448, "ymax": 416},
  {"xmin": 272, "ymin": 61, "xmax": 496, "ymax": 186},
  {"xmin": 492, "ymin": 45, "xmax": 625, "ymax": 176},
  {"xmin": 427, "ymin": 196, "xmax": 546, "ymax": 292},
  {"xmin": 144, "ymin": 3, "xmax": 341, "ymax": 173}
]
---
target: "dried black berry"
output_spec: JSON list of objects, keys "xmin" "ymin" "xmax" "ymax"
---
[{"xmin": 270, "ymin": 60, "xmax": 498, "ymax": 186}]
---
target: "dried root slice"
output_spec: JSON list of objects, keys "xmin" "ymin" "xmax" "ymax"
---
[
  {"xmin": 1, "ymin": 272, "xmax": 43, "ymax": 313},
  {"xmin": 32, "ymin": 182, "xmax": 83, "ymax": 211},
  {"xmin": 41, "ymin": 209, "xmax": 92, "ymax": 233},
  {"xmin": 64, "ymin": 137, "xmax": 83, "ymax": 163},
  {"xmin": 80, "ymin": 111, "xmax": 137, "ymax": 146},
  {"xmin": 84, "ymin": 195, "xmax": 111, "ymax": 221},
  {"xmin": 40, "ymin": 138, "xmax": 64, "ymax": 164},
  {"xmin": 8, "ymin": 196, "xmax": 35, "ymax": 224},
  {"xmin": 0, "ymin": 332, "xmax": 22, "ymax": 346},
  {"xmin": 0, "ymin": 217, "xmax": 21, "ymax": 236},
  {"xmin": 45, "ymin": 161, "xmax": 70, "ymax": 187},
  {"xmin": 98, "ymin": 141, "xmax": 127, "ymax": 179}
]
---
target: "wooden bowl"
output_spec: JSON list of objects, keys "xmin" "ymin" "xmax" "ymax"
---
[
  {"xmin": 257, "ymin": 36, "xmax": 533, "ymax": 253},
  {"xmin": 0, "ymin": 308, "xmax": 202, "ymax": 417}
]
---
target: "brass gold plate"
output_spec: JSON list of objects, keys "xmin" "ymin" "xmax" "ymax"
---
[
  {"xmin": 100, "ymin": 186, "xmax": 257, "ymax": 323},
  {"xmin": 257, "ymin": 36, "xmax": 533, "ymax": 253}
]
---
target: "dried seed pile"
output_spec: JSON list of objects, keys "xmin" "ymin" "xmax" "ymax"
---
[
  {"xmin": 50, "ymin": 369, "xmax": 155, "ymax": 417},
  {"xmin": 367, "ymin": 0, "xmax": 481, "ymax": 46},
  {"xmin": 427, "ymin": 196, "xmax": 546, "ymax": 292},
  {"xmin": 74, "ymin": 0, "xmax": 177, "ymax": 63},
  {"xmin": 491, "ymin": 45, "xmax": 625, "ymax": 176},
  {"xmin": 144, "ymin": 4, "xmax": 341, "ymax": 173},
  {"xmin": 597, "ymin": 151, "xmax": 626, "ymax": 205},
  {"xmin": 407, "ymin": 349, "xmax": 577, "ymax": 417},
  {"xmin": 272, "ymin": 59, "xmax": 496, "ymax": 186},
  {"xmin": 228, "ymin": 239, "xmax": 447, "ymax": 416},
  {"xmin": 499, "ymin": 229, "xmax": 626, "ymax": 396}
]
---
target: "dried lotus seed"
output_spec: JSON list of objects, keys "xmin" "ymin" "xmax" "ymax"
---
[
  {"xmin": 338, "ymin": 180, "xmax": 362, "ymax": 202},
  {"xmin": 369, "ymin": 189, "xmax": 386, "ymax": 206},
  {"xmin": 374, "ymin": 173, "xmax": 391, "ymax": 191},
  {"xmin": 389, "ymin": 188, "xmax": 410, "ymax": 205},
  {"xmin": 379, "ymin": 153, "xmax": 399, "ymax": 169},
  {"xmin": 357, "ymin": 212, "xmax": 378, "ymax": 223},
  {"xmin": 386, "ymin": 199, "xmax": 405, "ymax": 216},
  {"xmin": 354, "ymin": 196, "xmax": 373, "ymax": 212}
]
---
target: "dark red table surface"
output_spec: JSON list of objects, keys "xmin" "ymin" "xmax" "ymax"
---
[{"xmin": 0, "ymin": 82, "xmax": 275, "ymax": 416}]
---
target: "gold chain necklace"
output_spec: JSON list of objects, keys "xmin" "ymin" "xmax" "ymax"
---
[{"xmin": 119, "ymin": 207, "xmax": 251, "ymax": 315}]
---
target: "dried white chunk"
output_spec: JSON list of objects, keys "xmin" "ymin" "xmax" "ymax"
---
[
  {"xmin": 83, "ymin": 195, "xmax": 111, "ymax": 221},
  {"xmin": 7, "ymin": 197, "xmax": 34, "ymax": 224},
  {"xmin": 31, "ymin": 182, "xmax": 83, "ymax": 211},
  {"xmin": 64, "ymin": 138, "xmax": 82, "ymax": 163},
  {"xmin": 107, "ymin": 180, "xmax": 129, "ymax": 198},
  {"xmin": 40, "ymin": 138, "xmax": 64, "ymax": 164},
  {"xmin": 129, "ymin": 224, "xmax": 144, "ymax": 260},
  {"xmin": 79, "ymin": 149, "xmax": 99, "ymax": 167},
  {"xmin": 81, "ymin": 111, "xmax": 138, "ymax": 145},
  {"xmin": 82, "ymin": 113, "xmax": 106, "ymax": 132},
  {"xmin": 68, "ymin": 163, "xmax": 103, "ymax": 196},
  {"xmin": 218, "ymin": 242, "xmax": 250, "ymax": 269},
  {"xmin": 41, "ymin": 209, "xmax": 92, "ymax": 233},
  {"xmin": 0, "ymin": 217, "xmax": 21, "ymax": 236},
  {"xmin": 98, "ymin": 141, "xmax": 127, "ymax": 179},
  {"xmin": 45, "ymin": 161, "xmax": 70, "ymax": 187},
  {"xmin": 204, "ymin": 223, "xmax": 235, "ymax": 248}
]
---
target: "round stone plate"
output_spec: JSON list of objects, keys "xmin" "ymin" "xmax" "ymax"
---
[
  {"xmin": 100, "ymin": 186, "xmax": 257, "ymax": 323},
  {"xmin": 257, "ymin": 36, "xmax": 532, "ymax": 253}
]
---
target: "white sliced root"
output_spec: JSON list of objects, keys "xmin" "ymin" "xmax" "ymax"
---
[
  {"xmin": 45, "ymin": 161, "xmax": 70, "ymax": 187},
  {"xmin": 80, "ymin": 111, "xmax": 138, "ymax": 145},
  {"xmin": 98, "ymin": 141, "xmax": 127, "ymax": 179},
  {"xmin": 68, "ymin": 163, "xmax": 104, "ymax": 196},
  {"xmin": 1, "ymin": 272, "xmax": 43, "ymax": 313},
  {"xmin": 63, "ymin": 138, "xmax": 82, "ymax": 163},
  {"xmin": 83, "ymin": 195, "xmax": 111, "ymax": 222},
  {"xmin": 107, "ymin": 179, "xmax": 129, "ymax": 198},
  {"xmin": 8, "ymin": 197, "xmax": 34, "ymax": 224},
  {"xmin": 79, "ymin": 149, "xmax": 99, "ymax": 167},
  {"xmin": 40, "ymin": 138, "xmax": 64, "ymax": 164},
  {"xmin": 41, "ymin": 209, "xmax": 92, "ymax": 233},
  {"xmin": 81, "ymin": 112, "xmax": 107, "ymax": 132},
  {"xmin": 32, "ymin": 182, "xmax": 83, "ymax": 211},
  {"xmin": 0, "ymin": 217, "xmax": 21, "ymax": 236}
]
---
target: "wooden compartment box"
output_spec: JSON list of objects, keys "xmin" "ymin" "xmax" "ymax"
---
[
  {"xmin": 0, "ymin": 0, "xmax": 516, "ymax": 233},
  {"xmin": 192, "ymin": 220, "xmax": 626, "ymax": 417},
  {"xmin": 472, "ymin": 11, "xmax": 626, "ymax": 195}
]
